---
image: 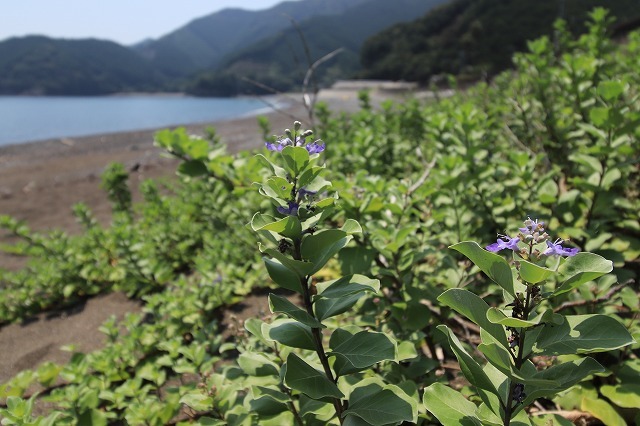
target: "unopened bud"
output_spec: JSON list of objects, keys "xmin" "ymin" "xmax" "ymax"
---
[
  {"xmin": 536, "ymin": 232, "xmax": 549, "ymax": 243},
  {"xmin": 285, "ymin": 129, "xmax": 292, "ymax": 138},
  {"xmin": 294, "ymin": 121, "xmax": 302, "ymax": 131}
]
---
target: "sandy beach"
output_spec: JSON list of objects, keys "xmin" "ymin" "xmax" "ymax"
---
[
  {"xmin": 0, "ymin": 98, "xmax": 303, "ymax": 236},
  {"xmin": 0, "ymin": 87, "xmax": 402, "ymax": 247},
  {"xmin": 0, "ymin": 94, "xmax": 312, "ymax": 383},
  {"xmin": 0, "ymin": 86, "xmax": 415, "ymax": 384}
]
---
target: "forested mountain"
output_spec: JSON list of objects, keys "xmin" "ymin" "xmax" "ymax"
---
[
  {"xmin": 359, "ymin": 0, "xmax": 640, "ymax": 84},
  {"xmin": 186, "ymin": 0, "xmax": 447, "ymax": 96},
  {"xmin": 133, "ymin": 0, "xmax": 370, "ymax": 78},
  {"xmin": 9, "ymin": 0, "xmax": 636, "ymax": 97},
  {"xmin": 0, "ymin": 36, "xmax": 166, "ymax": 95}
]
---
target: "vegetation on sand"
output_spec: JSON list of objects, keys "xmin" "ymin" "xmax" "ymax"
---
[{"xmin": 0, "ymin": 9, "xmax": 638, "ymax": 425}]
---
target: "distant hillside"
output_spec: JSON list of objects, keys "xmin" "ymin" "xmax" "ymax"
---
[
  {"xmin": 134, "ymin": 0, "xmax": 370, "ymax": 78},
  {"xmin": 359, "ymin": 0, "xmax": 640, "ymax": 83},
  {"xmin": 0, "ymin": 36, "xmax": 166, "ymax": 95},
  {"xmin": 187, "ymin": 0, "xmax": 447, "ymax": 96}
]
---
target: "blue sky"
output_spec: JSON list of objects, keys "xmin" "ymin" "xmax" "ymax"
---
[{"xmin": 0, "ymin": 1, "xmax": 287, "ymax": 45}]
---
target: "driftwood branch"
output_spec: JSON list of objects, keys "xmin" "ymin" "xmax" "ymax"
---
[
  {"xmin": 239, "ymin": 15, "xmax": 343, "ymax": 128},
  {"xmin": 239, "ymin": 77, "xmax": 300, "ymax": 121},
  {"xmin": 530, "ymin": 409, "xmax": 601, "ymax": 424},
  {"xmin": 302, "ymin": 48, "xmax": 344, "ymax": 125},
  {"xmin": 408, "ymin": 155, "xmax": 437, "ymax": 196},
  {"xmin": 553, "ymin": 279, "xmax": 634, "ymax": 313}
]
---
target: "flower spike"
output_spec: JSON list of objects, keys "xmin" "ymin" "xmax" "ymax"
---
[{"xmin": 486, "ymin": 235, "xmax": 520, "ymax": 252}]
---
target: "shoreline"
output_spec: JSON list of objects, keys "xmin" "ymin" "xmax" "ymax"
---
[
  {"xmin": 0, "ymin": 86, "xmax": 409, "ymax": 270},
  {"xmin": 0, "ymin": 85, "xmax": 415, "ymax": 149},
  {"xmin": 0, "ymin": 87, "xmax": 407, "ymax": 383},
  {"xmin": 0, "ymin": 100, "xmax": 311, "ymax": 269},
  {"xmin": 0, "ymin": 93, "xmax": 292, "ymax": 148}
]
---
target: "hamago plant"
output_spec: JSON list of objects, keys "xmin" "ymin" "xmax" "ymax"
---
[
  {"xmin": 424, "ymin": 218, "xmax": 635, "ymax": 426},
  {"xmin": 246, "ymin": 122, "xmax": 418, "ymax": 425}
]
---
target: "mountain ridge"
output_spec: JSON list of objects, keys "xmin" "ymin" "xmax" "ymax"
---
[
  {"xmin": 187, "ymin": 0, "xmax": 448, "ymax": 96},
  {"xmin": 0, "ymin": 35, "xmax": 166, "ymax": 95},
  {"xmin": 134, "ymin": 0, "xmax": 371, "ymax": 78},
  {"xmin": 359, "ymin": 0, "xmax": 640, "ymax": 83}
]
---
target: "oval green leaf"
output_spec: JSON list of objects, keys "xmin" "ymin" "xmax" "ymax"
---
[
  {"xmin": 533, "ymin": 314, "xmax": 634, "ymax": 355},
  {"xmin": 450, "ymin": 241, "xmax": 515, "ymax": 296},
  {"xmin": 553, "ymin": 253, "xmax": 613, "ymax": 297},
  {"xmin": 344, "ymin": 383, "xmax": 415, "ymax": 425},
  {"xmin": 423, "ymin": 383, "xmax": 482, "ymax": 426},
  {"xmin": 268, "ymin": 293, "xmax": 322, "ymax": 328},
  {"xmin": 301, "ymin": 229, "xmax": 352, "ymax": 275},
  {"xmin": 266, "ymin": 319, "xmax": 315, "ymax": 350},
  {"xmin": 438, "ymin": 288, "xmax": 508, "ymax": 348},
  {"xmin": 284, "ymin": 353, "xmax": 343, "ymax": 400}
]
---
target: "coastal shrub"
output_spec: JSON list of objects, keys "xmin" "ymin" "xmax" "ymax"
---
[{"xmin": 425, "ymin": 219, "xmax": 633, "ymax": 425}]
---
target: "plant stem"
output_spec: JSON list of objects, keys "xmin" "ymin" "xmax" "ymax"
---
[
  {"xmin": 583, "ymin": 127, "xmax": 612, "ymax": 240},
  {"xmin": 503, "ymin": 386, "xmax": 514, "ymax": 426},
  {"xmin": 283, "ymin": 387, "xmax": 304, "ymax": 426},
  {"xmin": 294, "ymin": 238, "xmax": 345, "ymax": 423},
  {"xmin": 504, "ymin": 285, "xmax": 534, "ymax": 425}
]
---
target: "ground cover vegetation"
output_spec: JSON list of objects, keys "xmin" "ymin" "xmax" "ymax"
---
[{"xmin": 0, "ymin": 9, "xmax": 639, "ymax": 425}]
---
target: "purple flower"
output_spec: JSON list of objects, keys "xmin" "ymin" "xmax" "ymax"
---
[
  {"xmin": 265, "ymin": 136, "xmax": 325, "ymax": 154},
  {"xmin": 486, "ymin": 235, "xmax": 521, "ymax": 253},
  {"xmin": 519, "ymin": 217, "xmax": 545, "ymax": 235},
  {"xmin": 265, "ymin": 137, "xmax": 292, "ymax": 152},
  {"xmin": 297, "ymin": 188, "xmax": 317, "ymax": 200},
  {"xmin": 277, "ymin": 201, "xmax": 299, "ymax": 216},
  {"xmin": 305, "ymin": 141, "xmax": 325, "ymax": 154},
  {"xmin": 543, "ymin": 239, "xmax": 579, "ymax": 257}
]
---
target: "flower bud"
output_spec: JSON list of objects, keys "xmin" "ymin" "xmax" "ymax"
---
[{"xmin": 294, "ymin": 121, "xmax": 302, "ymax": 131}]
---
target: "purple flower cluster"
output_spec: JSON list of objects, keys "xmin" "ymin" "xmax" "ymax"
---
[
  {"xmin": 276, "ymin": 188, "xmax": 319, "ymax": 217},
  {"xmin": 265, "ymin": 136, "xmax": 325, "ymax": 155},
  {"xmin": 277, "ymin": 201, "xmax": 299, "ymax": 216},
  {"xmin": 265, "ymin": 138, "xmax": 290, "ymax": 152},
  {"xmin": 486, "ymin": 235, "xmax": 521, "ymax": 252},
  {"xmin": 543, "ymin": 239, "xmax": 579, "ymax": 257},
  {"xmin": 486, "ymin": 217, "xmax": 579, "ymax": 257},
  {"xmin": 519, "ymin": 218, "xmax": 545, "ymax": 236},
  {"xmin": 305, "ymin": 141, "xmax": 326, "ymax": 154}
]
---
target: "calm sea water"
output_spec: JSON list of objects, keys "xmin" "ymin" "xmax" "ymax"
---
[{"xmin": 0, "ymin": 95, "xmax": 278, "ymax": 147}]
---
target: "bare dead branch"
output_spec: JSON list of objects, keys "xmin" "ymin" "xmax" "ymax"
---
[
  {"xmin": 239, "ymin": 77, "xmax": 300, "ymax": 121},
  {"xmin": 302, "ymin": 48, "xmax": 344, "ymax": 124},
  {"xmin": 553, "ymin": 280, "xmax": 634, "ymax": 313},
  {"xmin": 408, "ymin": 156, "xmax": 437, "ymax": 196}
]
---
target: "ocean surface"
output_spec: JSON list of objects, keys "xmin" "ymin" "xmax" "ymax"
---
[{"xmin": 0, "ymin": 95, "xmax": 279, "ymax": 147}]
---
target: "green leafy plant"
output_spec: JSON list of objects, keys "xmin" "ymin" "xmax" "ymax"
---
[
  {"xmin": 424, "ymin": 218, "xmax": 635, "ymax": 425},
  {"xmin": 244, "ymin": 122, "xmax": 418, "ymax": 425}
]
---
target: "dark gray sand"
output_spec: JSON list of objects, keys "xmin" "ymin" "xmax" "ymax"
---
[{"xmin": 0, "ymin": 88, "xmax": 405, "ymax": 384}]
